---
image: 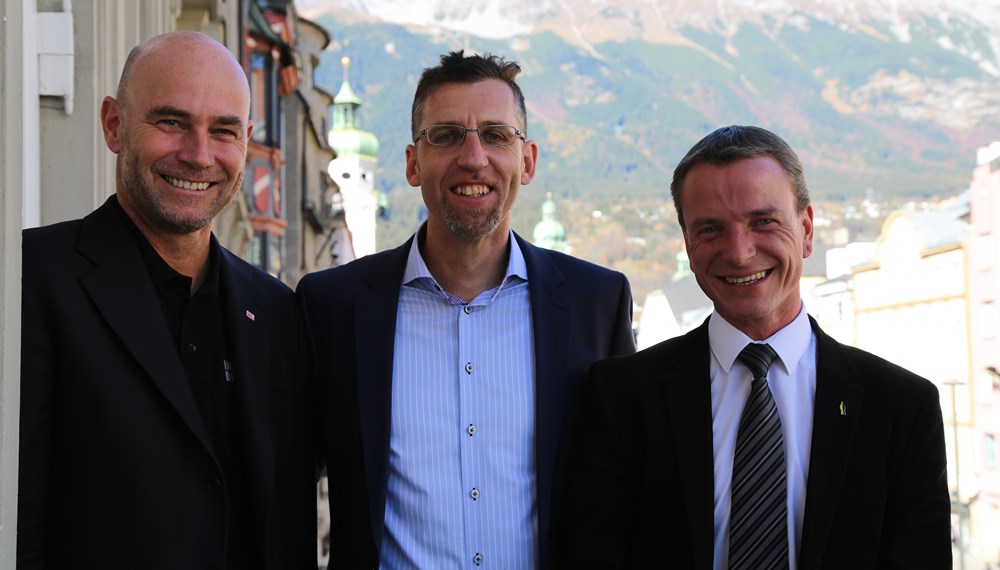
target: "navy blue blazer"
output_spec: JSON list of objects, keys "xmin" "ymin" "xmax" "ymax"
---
[
  {"xmin": 563, "ymin": 316, "xmax": 951, "ymax": 569},
  {"xmin": 297, "ymin": 231, "xmax": 635, "ymax": 569},
  {"xmin": 19, "ymin": 196, "xmax": 316, "ymax": 569}
]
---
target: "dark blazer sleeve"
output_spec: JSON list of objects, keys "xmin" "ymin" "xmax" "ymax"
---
[
  {"xmin": 17, "ymin": 226, "xmax": 63, "ymax": 570},
  {"xmin": 562, "ymin": 356, "xmax": 639, "ymax": 569},
  {"xmin": 561, "ymin": 331, "xmax": 712, "ymax": 570},
  {"xmin": 879, "ymin": 382, "xmax": 950, "ymax": 569},
  {"xmin": 609, "ymin": 271, "xmax": 637, "ymax": 356}
]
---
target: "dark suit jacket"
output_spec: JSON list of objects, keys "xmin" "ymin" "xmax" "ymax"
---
[
  {"xmin": 563, "ymin": 317, "xmax": 951, "ymax": 569},
  {"xmin": 18, "ymin": 196, "xmax": 316, "ymax": 569},
  {"xmin": 297, "ymin": 231, "xmax": 636, "ymax": 569}
]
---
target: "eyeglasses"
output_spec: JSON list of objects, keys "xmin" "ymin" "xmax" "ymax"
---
[{"xmin": 414, "ymin": 124, "xmax": 525, "ymax": 148}]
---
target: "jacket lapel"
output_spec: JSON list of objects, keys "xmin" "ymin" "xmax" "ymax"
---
[
  {"xmin": 219, "ymin": 247, "xmax": 275, "ymax": 519},
  {"xmin": 664, "ymin": 322, "xmax": 716, "ymax": 570},
  {"xmin": 77, "ymin": 197, "xmax": 216, "ymax": 458},
  {"xmin": 517, "ymin": 234, "xmax": 573, "ymax": 553},
  {"xmin": 355, "ymin": 238, "xmax": 409, "ymax": 545},
  {"xmin": 799, "ymin": 317, "xmax": 863, "ymax": 568}
]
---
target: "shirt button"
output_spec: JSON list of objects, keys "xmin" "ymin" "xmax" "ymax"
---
[
  {"xmin": 207, "ymin": 476, "xmax": 223, "ymax": 492},
  {"xmin": 463, "ymin": 305, "xmax": 472, "ymax": 314},
  {"xmin": 187, "ymin": 343, "xmax": 197, "ymax": 354},
  {"xmin": 467, "ymin": 424, "xmax": 477, "ymax": 436},
  {"xmin": 474, "ymin": 553, "xmax": 483, "ymax": 565},
  {"xmin": 470, "ymin": 487, "xmax": 480, "ymax": 500},
  {"xmin": 465, "ymin": 362, "xmax": 474, "ymax": 374}
]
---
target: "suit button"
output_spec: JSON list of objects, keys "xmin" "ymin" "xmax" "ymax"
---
[
  {"xmin": 207, "ymin": 476, "xmax": 223, "ymax": 492},
  {"xmin": 187, "ymin": 343, "xmax": 197, "ymax": 354}
]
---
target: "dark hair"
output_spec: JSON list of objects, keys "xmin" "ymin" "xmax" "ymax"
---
[
  {"xmin": 410, "ymin": 50, "xmax": 527, "ymax": 141},
  {"xmin": 670, "ymin": 125, "xmax": 810, "ymax": 230}
]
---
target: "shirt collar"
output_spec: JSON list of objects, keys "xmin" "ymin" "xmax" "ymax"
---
[
  {"xmin": 401, "ymin": 224, "xmax": 529, "ymax": 303},
  {"xmin": 708, "ymin": 303, "xmax": 811, "ymax": 376},
  {"xmin": 112, "ymin": 196, "xmax": 222, "ymax": 298}
]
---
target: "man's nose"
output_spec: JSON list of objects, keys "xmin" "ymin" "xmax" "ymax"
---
[
  {"xmin": 176, "ymin": 129, "xmax": 215, "ymax": 169},
  {"xmin": 725, "ymin": 229, "xmax": 757, "ymax": 265},
  {"xmin": 455, "ymin": 131, "xmax": 489, "ymax": 170}
]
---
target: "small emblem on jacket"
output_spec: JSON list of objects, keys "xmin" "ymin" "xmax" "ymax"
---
[
  {"xmin": 245, "ymin": 310, "xmax": 255, "ymax": 321},
  {"xmin": 839, "ymin": 401, "xmax": 847, "ymax": 416}
]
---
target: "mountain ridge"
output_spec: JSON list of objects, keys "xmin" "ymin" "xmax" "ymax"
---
[{"xmin": 302, "ymin": 0, "xmax": 1000, "ymax": 248}]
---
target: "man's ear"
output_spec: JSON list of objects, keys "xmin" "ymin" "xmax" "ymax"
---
[
  {"xmin": 100, "ymin": 96, "xmax": 123, "ymax": 154},
  {"xmin": 520, "ymin": 139, "xmax": 538, "ymax": 185},
  {"xmin": 405, "ymin": 144, "xmax": 421, "ymax": 187},
  {"xmin": 801, "ymin": 204, "xmax": 815, "ymax": 259}
]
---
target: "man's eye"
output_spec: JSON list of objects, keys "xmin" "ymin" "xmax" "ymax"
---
[
  {"xmin": 214, "ymin": 128, "xmax": 238, "ymax": 137},
  {"xmin": 481, "ymin": 130, "xmax": 505, "ymax": 142},
  {"xmin": 159, "ymin": 119, "xmax": 181, "ymax": 127},
  {"xmin": 430, "ymin": 128, "xmax": 461, "ymax": 144}
]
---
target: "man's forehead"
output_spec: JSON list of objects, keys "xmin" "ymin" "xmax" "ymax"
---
[{"xmin": 423, "ymin": 81, "xmax": 518, "ymax": 115}]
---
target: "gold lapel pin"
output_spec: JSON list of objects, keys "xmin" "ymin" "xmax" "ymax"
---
[{"xmin": 839, "ymin": 401, "xmax": 847, "ymax": 416}]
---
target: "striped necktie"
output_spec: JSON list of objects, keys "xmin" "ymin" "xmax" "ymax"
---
[{"xmin": 729, "ymin": 342, "xmax": 789, "ymax": 570}]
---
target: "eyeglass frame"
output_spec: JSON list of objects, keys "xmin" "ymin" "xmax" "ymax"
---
[{"xmin": 413, "ymin": 124, "xmax": 527, "ymax": 148}]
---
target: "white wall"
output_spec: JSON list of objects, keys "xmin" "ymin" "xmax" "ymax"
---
[{"xmin": 0, "ymin": 0, "xmax": 26, "ymax": 565}]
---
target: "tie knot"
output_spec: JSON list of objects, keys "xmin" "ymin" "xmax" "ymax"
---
[{"xmin": 738, "ymin": 343, "xmax": 778, "ymax": 380}]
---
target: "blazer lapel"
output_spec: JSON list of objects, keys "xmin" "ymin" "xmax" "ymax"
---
[
  {"xmin": 77, "ymin": 198, "xmax": 216, "ymax": 458},
  {"xmin": 219, "ymin": 248, "xmax": 275, "ymax": 520},
  {"xmin": 517, "ymin": 234, "xmax": 572, "ymax": 553},
  {"xmin": 355, "ymin": 238, "xmax": 409, "ymax": 545},
  {"xmin": 664, "ymin": 322, "xmax": 716, "ymax": 570},
  {"xmin": 799, "ymin": 317, "xmax": 864, "ymax": 568}
]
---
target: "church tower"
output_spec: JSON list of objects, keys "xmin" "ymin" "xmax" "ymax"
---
[
  {"xmin": 327, "ymin": 56, "xmax": 380, "ymax": 259},
  {"xmin": 533, "ymin": 193, "xmax": 570, "ymax": 253}
]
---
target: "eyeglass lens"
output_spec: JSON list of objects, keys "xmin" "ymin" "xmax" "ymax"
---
[{"xmin": 423, "ymin": 125, "xmax": 520, "ymax": 147}]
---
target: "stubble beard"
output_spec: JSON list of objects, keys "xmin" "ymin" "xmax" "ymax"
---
[
  {"xmin": 441, "ymin": 195, "xmax": 504, "ymax": 242},
  {"xmin": 118, "ymin": 142, "xmax": 243, "ymax": 235}
]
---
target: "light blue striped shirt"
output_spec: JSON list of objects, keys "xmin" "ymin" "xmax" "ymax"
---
[{"xmin": 380, "ymin": 230, "xmax": 537, "ymax": 570}]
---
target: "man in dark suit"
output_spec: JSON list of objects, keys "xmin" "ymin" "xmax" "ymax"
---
[
  {"xmin": 297, "ymin": 51, "xmax": 635, "ymax": 569},
  {"xmin": 18, "ymin": 32, "xmax": 315, "ymax": 569},
  {"xmin": 563, "ymin": 126, "xmax": 951, "ymax": 569}
]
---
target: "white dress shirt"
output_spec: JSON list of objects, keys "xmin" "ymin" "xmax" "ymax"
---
[
  {"xmin": 380, "ymin": 230, "xmax": 538, "ymax": 569},
  {"xmin": 709, "ymin": 305, "xmax": 817, "ymax": 570}
]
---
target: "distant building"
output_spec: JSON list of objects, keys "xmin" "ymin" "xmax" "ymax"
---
[
  {"xmin": 284, "ymin": 16, "xmax": 342, "ymax": 283},
  {"xmin": 327, "ymin": 56, "xmax": 380, "ymax": 262},
  {"xmin": 237, "ymin": 3, "xmax": 340, "ymax": 283},
  {"xmin": 849, "ymin": 191, "xmax": 974, "ymax": 560},
  {"xmin": 967, "ymin": 141, "xmax": 1000, "ymax": 569},
  {"xmin": 532, "ymin": 192, "xmax": 569, "ymax": 253},
  {"xmin": 635, "ymin": 251, "xmax": 712, "ymax": 350},
  {"xmin": 810, "ymin": 242, "xmax": 877, "ymax": 346}
]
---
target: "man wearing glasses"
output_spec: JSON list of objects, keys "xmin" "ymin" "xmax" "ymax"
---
[{"xmin": 298, "ymin": 51, "xmax": 636, "ymax": 569}]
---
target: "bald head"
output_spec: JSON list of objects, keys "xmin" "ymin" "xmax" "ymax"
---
[
  {"xmin": 115, "ymin": 32, "xmax": 250, "ymax": 116},
  {"xmin": 99, "ymin": 31, "xmax": 253, "ymax": 240}
]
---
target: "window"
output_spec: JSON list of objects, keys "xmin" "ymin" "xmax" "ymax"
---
[
  {"xmin": 248, "ymin": 233, "xmax": 283, "ymax": 279},
  {"xmin": 249, "ymin": 51, "xmax": 280, "ymax": 146},
  {"xmin": 987, "ymin": 434, "xmax": 997, "ymax": 469}
]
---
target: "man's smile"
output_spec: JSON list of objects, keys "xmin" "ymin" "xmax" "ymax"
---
[
  {"xmin": 163, "ymin": 174, "xmax": 212, "ymax": 191},
  {"xmin": 724, "ymin": 269, "xmax": 770, "ymax": 285},
  {"xmin": 452, "ymin": 184, "xmax": 491, "ymax": 197}
]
